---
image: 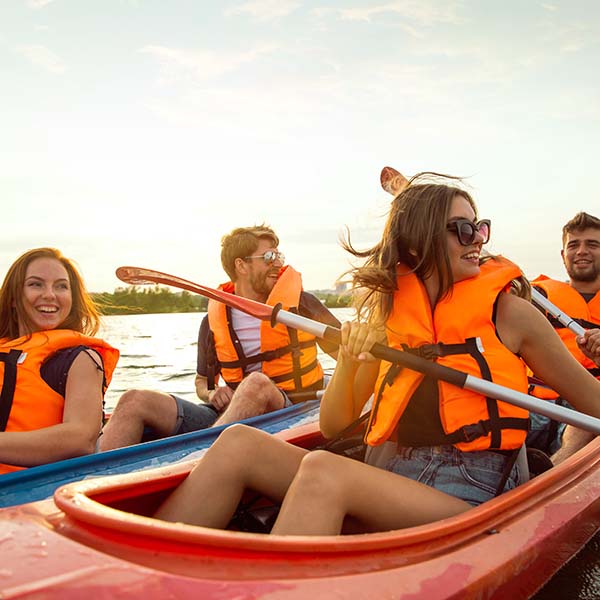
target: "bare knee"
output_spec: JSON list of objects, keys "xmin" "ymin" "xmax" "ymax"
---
[
  {"xmin": 213, "ymin": 423, "xmax": 264, "ymax": 453},
  {"xmin": 293, "ymin": 450, "xmax": 345, "ymax": 497},
  {"xmin": 203, "ymin": 424, "xmax": 269, "ymax": 471},
  {"xmin": 224, "ymin": 372, "xmax": 284, "ymax": 416},
  {"xmin": 112, "ymin": 389, "xmax": 154, "ymax": 417},
  {"xmin": 237, "ymin": 372, "xmax": 275, "ymax": 395},
  {"xmin": 110, "ymin": 389, "xmax": 177, "ymax": 431}
]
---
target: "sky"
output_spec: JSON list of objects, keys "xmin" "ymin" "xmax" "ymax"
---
[{"xmin": 1, "ymin": 0, "xmax": 599, "ymax": 293}]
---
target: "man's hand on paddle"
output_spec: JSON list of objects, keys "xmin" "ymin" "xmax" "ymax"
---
[{"xmin": 577, "ymin": 329, "xmax": 600, "ymax": 366}]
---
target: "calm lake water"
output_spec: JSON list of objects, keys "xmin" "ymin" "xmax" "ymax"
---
[{"xmin": 99, "ymin": 311, "xmax": 599, "ymax": 598}]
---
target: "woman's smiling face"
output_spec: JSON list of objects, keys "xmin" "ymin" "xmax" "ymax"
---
[
  {"xmin": 446, "ymin": 194, "xmax": 486, "ymax": 283},
  {"xmin": 20, "ymin": 257, "xmax": 73, "ymax": 336}
]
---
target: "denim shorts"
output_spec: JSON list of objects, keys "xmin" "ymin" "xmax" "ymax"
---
[
  {"xmin": 386, "ymin": 445, "xmax": 525, "ymax": 507},
  {"xmin": 526, "ymin": 398, "xmax": 569, "ymax": 455},
  {"xmin": 171, "ymin": 395, "xmax": 219, "ymax": 435}
]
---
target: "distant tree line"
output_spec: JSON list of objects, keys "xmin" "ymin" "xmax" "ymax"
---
[
  {"xmin": 313, "ymin": 291, "xmax": 352, "ymax": 308},
  {"xmin": 92, "ymin": 286, "xmax": 208, "ymax": 315},
  {"xmin": 93, "ymin": 286, "xmax": 352, "ymax": 315}
]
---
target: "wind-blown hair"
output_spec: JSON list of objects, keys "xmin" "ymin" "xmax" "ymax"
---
[
  {"xmin": 220, "ymin": 224, "xmax": 279, "ymax": 282},
  {"xmin": 342, "ymin": 172, "xmax": 528, "ymax": 326},
  {"xmin": 0, "ymin": 247, "xmax": 101, "ymax": 340}
]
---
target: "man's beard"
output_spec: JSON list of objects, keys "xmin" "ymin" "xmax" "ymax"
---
[
  {"xmin": 249, "ymin": 270, "xmax": 277, "ymax": 298},
  {"xmin": 566, "ymin": 261, "xmax": 599, "ymax": 283}
]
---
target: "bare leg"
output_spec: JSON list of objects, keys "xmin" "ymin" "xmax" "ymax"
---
[
  {"xmin": 154, "ymin": 424, "xmax": 307, "ymax": 526},
  {"xmin": 551, "ymin": 425, "xmax": 595, "ymax": 465},
  {"xmin": 98, "ymin": 389, "xmax": 178, "ymax": 451},
  {"xmin": 272, "ymin": 450, "xmax": 472, "ymax": 536},
  {"xmin": 213, "ymin": 372, "xmax": 284, "ymax": 426}
]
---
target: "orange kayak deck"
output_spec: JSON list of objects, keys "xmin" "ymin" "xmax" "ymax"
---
[{"xmin": 0, "ymin": 423, "xmax": 599, "ymax": 599}]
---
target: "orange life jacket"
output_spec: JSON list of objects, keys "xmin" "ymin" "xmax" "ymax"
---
[
  {"xmin": 0, "ymin": 329, "xmax": 119, "ymax": 474},
  {"xmin": 207, "ymin": 266, "xmax": 324, "ymax": 394},
  {"xmin": 528, "ymin": 276, "xmax": 600, "ymax": 399},
  {"xmin": 366, "ymin": 256, "xmax": 529, "ymax": 452}
]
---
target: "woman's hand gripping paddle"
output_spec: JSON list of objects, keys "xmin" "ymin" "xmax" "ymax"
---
[{"xmin": 116, "ymin": 265, "xmax": 600, "ymax": 435}]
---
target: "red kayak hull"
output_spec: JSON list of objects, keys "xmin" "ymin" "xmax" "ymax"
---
[{"xmin": 1, "ymin": 423, "xmax": 599, "ymax": 599}]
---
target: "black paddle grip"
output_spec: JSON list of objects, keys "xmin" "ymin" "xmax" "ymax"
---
[{"xmin": 321, "ymin": 326, "xmax": 467, "ymax": 388}]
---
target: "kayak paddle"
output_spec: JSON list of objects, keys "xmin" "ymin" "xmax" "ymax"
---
[{"xmin": 116, "ymin": 266, "xmax": 600, "ymax": 435}]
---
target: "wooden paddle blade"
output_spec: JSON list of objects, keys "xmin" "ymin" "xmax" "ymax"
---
[
  {"xmin": 115, "ymin": 266, "xmax": 274, "ymax": 321},
  {"xmin": 380, "ymin": 166, "xmax": 408, "ymax": 196}
]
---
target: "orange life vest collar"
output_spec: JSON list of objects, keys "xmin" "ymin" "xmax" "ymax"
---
[
  {"xmin": 527, "ymin": 277, "xmax": 600, "ymax": 399},
  {"xmin": 366, "ymin": 256, "xmax": 529, "ymax": 451}
]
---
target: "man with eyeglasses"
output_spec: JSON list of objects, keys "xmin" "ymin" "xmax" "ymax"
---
[
  {"xmin": 526, "ymin": 212, "xmax": 600, "ymax": 464},
  {"xmin": 99, "ymin": 225, "xmax": 339, "ymax": 450}
]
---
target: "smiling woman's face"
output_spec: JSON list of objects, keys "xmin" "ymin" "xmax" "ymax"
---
[
  {"xmin": 446, "ymin": 194, "xmax": 485, "ymax": 284},
  {"xmin": 19, "ymin": 257, "xmax": 73, "ymax": 336}
]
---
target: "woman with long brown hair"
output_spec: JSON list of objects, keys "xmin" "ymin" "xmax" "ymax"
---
[
  {"xmin": 152, "ymin": 173, "xmax": 600, "ymax": 534},
  {"xmin": 0, "ymin": 248, "xmax": 119, "ymax": 474}
]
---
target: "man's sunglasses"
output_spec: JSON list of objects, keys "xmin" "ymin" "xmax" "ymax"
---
[
  {"xmin": 243, "ymin": 250, "xmax": 285, "ymax": 265},
  {"xmin": 446, "ymin": 219, "xmax": 491, "ymax": 246}
]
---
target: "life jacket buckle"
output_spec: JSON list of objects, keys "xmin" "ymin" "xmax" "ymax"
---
[
  {"xmin": 415, "ymin": 344, "xmax": 441, "ymax": 361},
  {"xmin": 461, "ymin": 420, "xmax": 491, "ymax": 443}
]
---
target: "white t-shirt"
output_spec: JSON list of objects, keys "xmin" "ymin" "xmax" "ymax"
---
[{"xmin": 230, "ymin": 308, "xmax": 262, "ymax": 373}]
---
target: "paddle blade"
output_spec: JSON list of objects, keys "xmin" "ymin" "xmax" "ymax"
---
[
  {"xmin": 115, "ymin": 266, "xmax": 274, "ymax": 321},
  {"xmin": 380, "ymin": 166, "xmax": 408, "ymax": 196}
]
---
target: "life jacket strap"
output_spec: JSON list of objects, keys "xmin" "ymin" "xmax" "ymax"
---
[
  {"xmin": 219, "ymin": 339, "xmax": 316, "ymax": 369},
  {"xmin": 443, "ymin": 416, "xmax": 530, "ymax": 444},
  {"xmin": 0, "ymin": 349, "xmax": 23, "ymax": 432},
  {"xmin": 269, "ymin": 358, "xmax": 320, "ymax": 387}
]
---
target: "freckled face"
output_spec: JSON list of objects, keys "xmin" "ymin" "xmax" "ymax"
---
[
  {"xmin": 20, "ymin": 257, "xmax": 72, "ymax": 336},
  {"xmin": 446, "ymin": 194, "xmax": 484, "ymax": 283}
]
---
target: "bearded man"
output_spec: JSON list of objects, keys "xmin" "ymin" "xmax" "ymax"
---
[
  {"xmin": 99, "ymin": 225, "xmax": 339, "ymax": 450},
  {"xmin": 527, "ymin": 212, "xmax": 600, "ymax": 463}
]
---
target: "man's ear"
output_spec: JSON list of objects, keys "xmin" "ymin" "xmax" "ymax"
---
[
  {"xmin": 234, "ymin": 257, "xmax": 247, "ymax": 278},
  {"xmin": 560, "ymin": 248, "xmax": 566, "ymax": 266}
]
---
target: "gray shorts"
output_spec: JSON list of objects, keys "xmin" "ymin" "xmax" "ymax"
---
[{"xmin": 170, "ymin": 395, "xmax": 219, "ymax": 435}]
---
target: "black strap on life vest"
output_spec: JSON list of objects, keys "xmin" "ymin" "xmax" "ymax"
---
[
  {"xmin": 374, "ymin": 338, "xmax": 528, "ymax": 448},
  {"xmin": 214, "ymin": 305, "xmax": 319, "ymax": 393},
  {"xmin": 427, "ymin": 337, "xmax": 529, "ymax": 447},
  {"xmin": 219, "ymin": 339, "xmax": 317, "ymax": 370},
  {"xmin": 206, "ymin": 329, "xmax": 218, "ymax": 391},
  {"xmin": 0, "ymin": 349, "xmax": 23, "ymax": 432},
  {"xmin": 367, "ymin": 362, "xmax": 404, "ymax": 443}
]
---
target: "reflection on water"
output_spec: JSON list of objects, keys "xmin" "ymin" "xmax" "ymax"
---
[{"xmin": 99, "ymin": 310, "xmax": 598, "ymax": 595}]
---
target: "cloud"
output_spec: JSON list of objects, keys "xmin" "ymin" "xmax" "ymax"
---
[
  {"xmin": 25, "ymin": 0, "xmax": 55, "ymax": 8},
  {"xmin": 225, "ymin": 0, "xmax": 301, "ymax": 21},
  {"xmin": 15, "ymin": 44, "xmax": 66, "ymax": 73},
  {"xmin": 140, "ymin": 44, "xmax": 277, "ymax": 84},
  {"xmin": 335, "ymin": 0, "xmax": 466, "ymax": 26}
]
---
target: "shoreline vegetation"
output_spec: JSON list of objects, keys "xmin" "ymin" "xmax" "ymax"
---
[{"xmin": 93, "ymin": 286, "xmax": 351, "ymax": 315}]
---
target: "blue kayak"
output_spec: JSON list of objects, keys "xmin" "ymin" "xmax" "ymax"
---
[{"xmin": 0, "ymin": 400, "xmax": 319, "ymax": 508}]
